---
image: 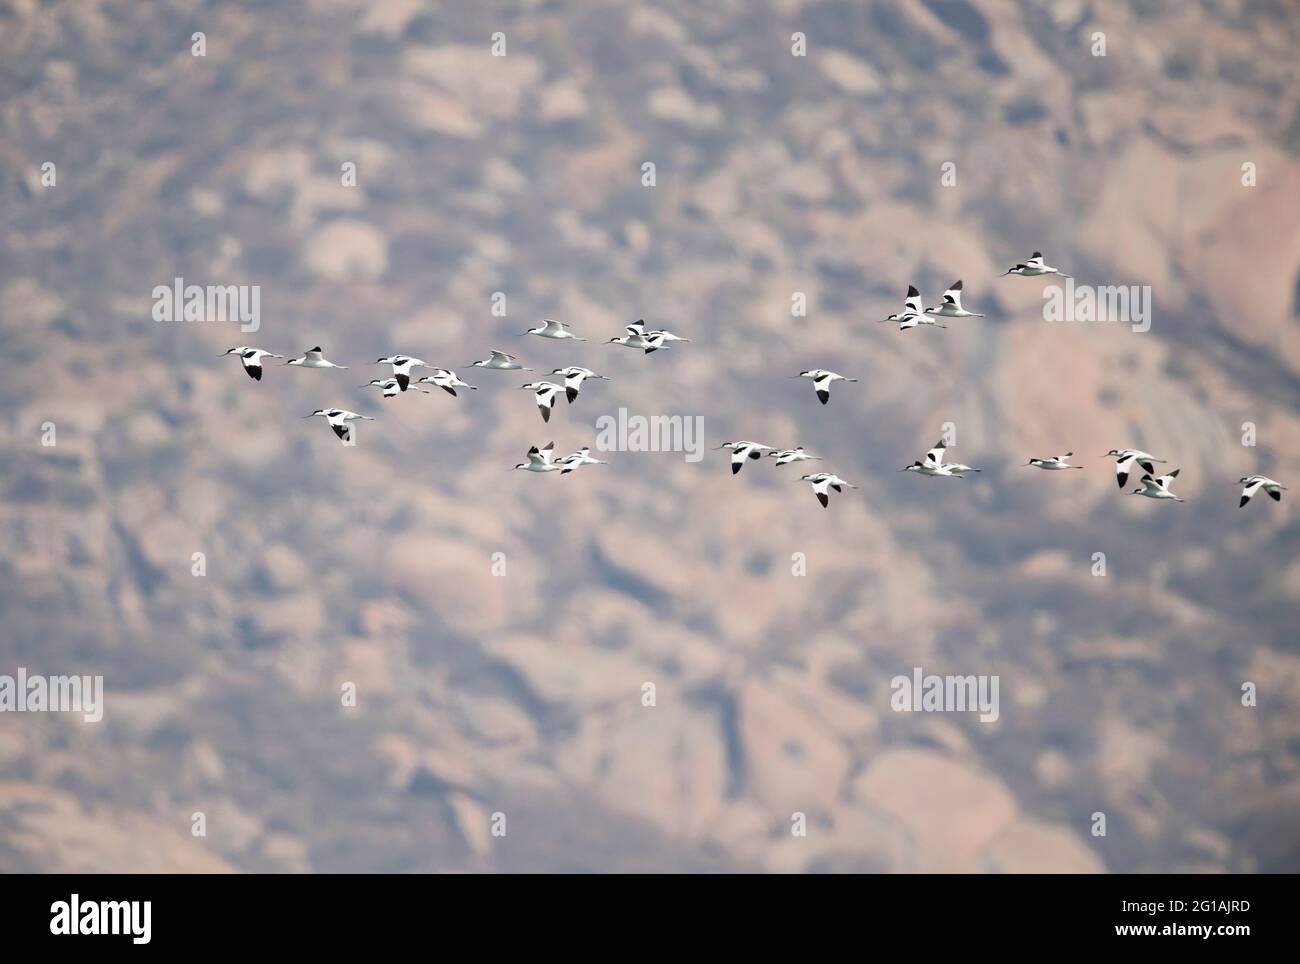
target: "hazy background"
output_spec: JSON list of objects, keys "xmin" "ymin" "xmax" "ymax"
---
[{"xmin": 1, "ymin": 0, "xmax": 1298, "ymax": 872}]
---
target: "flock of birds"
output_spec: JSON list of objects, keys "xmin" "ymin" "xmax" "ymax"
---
[{"xmin": 222, "ymin": 254, "xmax": 1286, "ymax": 510}]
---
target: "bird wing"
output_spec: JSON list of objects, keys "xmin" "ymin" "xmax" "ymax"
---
[
  {"xmin": 904, "ymin": 286, "xmax": 924, "ymax": 315},
  {"xmin": 489, "ymin": 350, "xmax": 515, "ymax": 362},
  {"xmin": 925, "ymin": 440, "xmax": 947, "ymax": 467}
]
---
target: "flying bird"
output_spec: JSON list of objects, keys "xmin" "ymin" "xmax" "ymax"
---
[
  {"xmin": 1027, "ymin": 452, "xmax": 1083, "ymax": 470},
  {"xmin": 222, "ymin": 347, "xmax": 283, "ymax": 381},
  {"xmin": 415, "ymin": 369, "xmax": 477, "ymax": 397},
  {"xmin": 1237, "ymin": 475, "xmax": 1285, "ymax": 508},
  {"xmin": 768, "ymin": 447, "xmax": 822, "ymax": 466},
  {"xmin": 524, "ymin": 319, "xmax": 586, "ymax": 341},
  {"xmin": 797, "ymin": 472, "xmax": 858, "ymax": 508},
  {"xmin": 716, "ymin": 440, "xmax": 775, "ymax": 475},
  {"xmin": 1131, "ymin": 469, "xmax": 1184, "ymax": 502},
  {"xmin": 470, "ymin": 350, "xmax": 532, "ymax": 371},
  {"xmin": 1102, "ymin": 449, "xmax": 1165, "ymax": 489},
  {"xmin": 1002, "ymin": 252, "xmax": 1070, "ymax": 278},
  {"xmin": 557, "ymin": 447, "xmax": 608, "ymax": 474},
  {"xmin": 926, "ymin": 281, "xmax": 984, "ymax": 318},
  {"xmin": 373, "ymin": 355, "xmax": 432, "ymax": 391},
  {"xmin": 514, "ymin": 441, "xmax": 561, "ymax": 473},
  {"xmin": 795, "ymin": 369, "xmax": 858, "ymax": 405},
  {"xmin": 549, "ymin": 366, "xmax": 609, "ymax": 403},
  {"xmin": 519, "ymin": 381, "xmax": 563, "ymax": 422},
  {"xmin": 881, "ymin": 286, "xmax": 945, "ymax": 330},
  {"xmin": 304, "ymin": 408, "xmax": 373, "ymax": 442},
  {"xmin": 361, "ymin": 378, "xmax": 430, "ymax": 398},
  {"xmin": 287, "ymin": 346, "xmax": 348, "ymax": 369}
]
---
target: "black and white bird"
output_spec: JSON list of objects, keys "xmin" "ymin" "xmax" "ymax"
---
[
  {"xmin": 222, "ymin": 347, "xmax": 283, "ymax": 380},
  {"xmin": 768, "ymin": 447, "xmax": 822, "ymax": 466},
  {"xmin": 415, "ymin": 369, "xmax": 477, "ymax": 397},
  {"xmin": 926, "ymin": 281, "xmax": 984, "ymax": 318},
  {"xmin": 881, "ymin": 286, "xmax": 945, "ymax": 330},
  {"xmin": 549, "ymin": 366, "xmax": 609, "ymax": 403},
  {"xmin": 1237, "ymin": 475, "xmax": 1285, "ymax": 508},
  {"xmin": 795, "ymin": 369, "xmax": 858, "ymax": 405},
  {"xmin": 514, "ymin": 441, "xmax": 561, "ymax": 473},
  {"xmin": 901, "ymin": 438, "xmax": 962, "ymax": 477},
  {"xmin": 361, "ymin": 377, "xmax": 430, "ymax": 399},
  {"xmin": 716, "ymin": 440, "xmax": 775, "ymax": 475},
  {"xmin": 1131, "ymin": 469, "xmax": 1184, "ymax": 502},
  {"xmin": 287, "ymin": 346, "xmax": 349, "ymax": 369},
  {"xmin": 608, "ymin": 322, "xmax": 669, "ymax": 354},
  {"xmin": 519, "ymin": 381, "xmax": 563, "ymax": 422},
  {"xmin": 797, "ymin": 472, "xmax": 857, "ymax": 508},
  {"xmin": 1002, "ymin": 252, "xmax": 1070, "ymax": 278},
  {"xmin": 1027, "ymin": 452, "xmax": 1082, "ymax": 470},
  {"xmin": 304, "ymin": 408, "xmax": 373, "ymax": 442},
  {"xmin": 373, "ymin": 355, "xmax": 432, "ymax": 391},
  {"xmin": 557, "ymin": 447, "xmax": 607, "ymax": 474},
  {"xmin": 524, "ymin": 319, "xmax": 586, "ymax": 341},
  {"xmin": 470, "ymin": 350, "xmax": 532, "ymax": 372},
  {"xmin": 1102, "ymin": 449, "xmax": 1165, "ymax": 489},
  {"xmin": 643, "ymin": 323, "xmax": 690, "ymax": 345}
]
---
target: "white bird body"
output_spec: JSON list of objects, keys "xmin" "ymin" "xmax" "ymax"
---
[
  {"xmin": 373, "ymin": 355, "xmax": 431, "ymax": 389},
  {"xmin": 1103, "ymin": 449, "xmax": 1165, "ymax": 489},
  {"xmin": 716, "ymin": 440, "xmax": 775, "ymax": 475},
  {"xmin": 519, "ymin": 381, "xmax": 563, "ymax": 422},
  {"xmin": 608, "ymin": 322, "xmax": 667, "ymax": 353},
  {"xmin": 1132, "ymin": 469, "xmax": 1184, "ymax": 502},
  {"xmin": 926, "ymin": 280, "xmax": 984, "ymax": 318},
  {"xmin": 362, "ymin": 377, "xmax": 430, "ymax": 398},
  {"xmin": 902, "ymin": 438, "xmax": 965, "ymax": 478},
  {"xmin": 305, "ymin": 408, "xmax": 373, "ymax": 442},
  {"xmin": 1002, "ymin": 252, "xmax": 1070, "ymax": 278},
  {"xmin": 525, "ymin": 319, "xmax": 586, "ymax": 341},
  {"xmin": 647, "ymin": 327, "xmax": 690, "ymax": 343},
  {"xmin": 882, "ymin": 286, "xmax": 946, "ymax": 330},
  {"xmin": 797, "ymin": 369, "xmax": 858, "ymax": 405},
  {"xmin": 415, "ymin": 369, "xmax": 477, "ymax": 397},
  {"xmin": 223, "ymin": 346, "xmax": 284, "ymax": 381},
  {"xmin": 287, "ymin": 346, "xmax": 348, "ymax": 369},
  {"xmin": 1238, "ymin": 475, "xmax": 1285, "ymax": 508},
  {"xmin": 471, "ymin": 350, "xmax": 532, "ymax": 371},
  {"xmin": 1027, "ymin": 452, "xmax": 1082, "ymax": 470},
  {"xmin": 558, "ymin": 447, "xmax": 608, "ymax": 474},
  {"xmin": 769, "ymin": 447, "xmax": 821, "ymax": 466},
  {"xmin": 514, "ymin": 441, "xmax": 561, "ymax": 473},
  {"xmin": 798, "ymin": 472, "xmax": 858, "ymax": 508},
  {"xmin": 550, "ymin": 366, "xmax": 609, "ymax": 404}
]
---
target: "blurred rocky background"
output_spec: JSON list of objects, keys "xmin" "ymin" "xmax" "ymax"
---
[{"xmin": 1, "ymin": 0, "xmax": 1298, "ymax": 872}]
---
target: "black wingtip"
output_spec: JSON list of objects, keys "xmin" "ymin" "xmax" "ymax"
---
[
  {"xmin": 817, "ymin": 391, "xmax": 829, "ymax": 405},
  {"xmin": 731, "ymin": 462, "xmax": 741, "ymax": 475},
  {"xmin": 1269, "ymin": 488, "xmax": 1281, "ymax": 501},
  {"xmin": 541, "ymin": 407, "xmax": 551, "ymax": 423},
  {"xmin": 816, "ymin": 491, "xmax": 829, "ymax": 507},
  {"xmin": 247, "ymin": 367, "xmax": 262, "ymax": 381},
  {"xmin": 1240, "ymin": 495, "xmax": 1249, "ymax": 507},
  {"xmin": 907, "ymin": 285, "xmax": 920, "ymax": 297},
  {"xmin": 566, "ymin": 387, "xmax": 578, "ymax": 404}
]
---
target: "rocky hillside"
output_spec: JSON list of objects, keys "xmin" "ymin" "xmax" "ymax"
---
[{"xmin": 1, "ymin": 0, "xmax": 1298, "ymax": 872}]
